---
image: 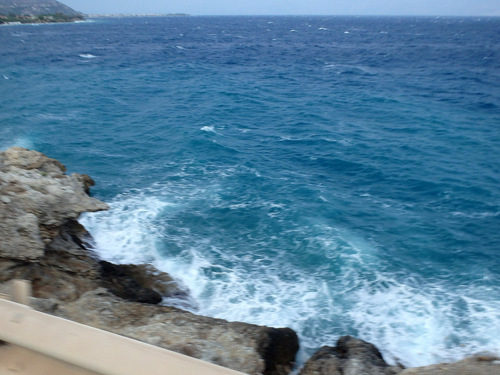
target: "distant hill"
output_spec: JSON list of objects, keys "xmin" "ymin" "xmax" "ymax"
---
[{"xmin": 0, "ymin": 0, "xmax": 81, "ymax": 16}]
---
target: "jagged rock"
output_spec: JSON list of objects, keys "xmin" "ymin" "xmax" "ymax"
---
[
  {"xmin": 0, "ymin": 148, "xmax": 185, "ymax": 303},
  {"xmin": 1, "ymin": 219, "xmax": 102, "ymax": 301},
  {"xmin": 0, "ymin": 148, "xmax": 108, "ymax": 300},
  {"xmin": 0, "ymin": 147, "xmax": 108, "ymax": 259},
  {"xmin": 0, "ymin": 148, "xmax": 186, "ymax": 304},
  {"xmin": 99, "ymin": 261, "xmax": 164, "ymax": 304},
  {"xmin": 37, "ymin": 289, "xmax": 299, "ymax": 375},
  {"xmin": 99, "ymin": 261, "xmax": 189, "ymax": 304},
  {"xmin": 299, "ymin": 336, "xmax": 402, "ymax": 375},
  {"xmin": 300, "ymin": 336, "xmax": 500, "ymax": 375}
]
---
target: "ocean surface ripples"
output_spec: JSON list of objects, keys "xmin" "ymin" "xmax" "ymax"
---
[{"xmin": 1, "ymin": 15, "xmax": 500, "ymax": 367}]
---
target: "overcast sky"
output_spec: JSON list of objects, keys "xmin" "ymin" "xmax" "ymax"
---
[{"xmin": 62, "ymin": 0, "xmax": 500, "ymax": 17}]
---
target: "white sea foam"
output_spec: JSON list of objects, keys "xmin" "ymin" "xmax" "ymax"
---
[
  {"xmin": 80, "ymin": 194, "xmax": 173, "ymax": 264},
  {"xmin": 10, "ymin": 31, "xmax": 32, "ymax": 37},
  {"xmin": 348, "ymin": 281, "xmax": 500, "ymax": 366},
  {"xmin": 452, "ymin": 211, "xmax": 500, "ymax": 219},
  {"xmin": 36, "ymin": 112, "xmax": 78, "ymax": 121},
  {"xmin": 80, "ymin": 189, "xmax": 500, "ymax": 368},
  {"xmin": 200, "ymin": 125, "xmax": 216, "ymax": 133},
  {"xmin": 79, "ymin": 53, "xmax": 97, "ymax": 59}
]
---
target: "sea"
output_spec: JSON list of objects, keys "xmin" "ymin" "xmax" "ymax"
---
[{"xmin": 1, "ymin": 15, "xmax": 499, "ymax": 368}]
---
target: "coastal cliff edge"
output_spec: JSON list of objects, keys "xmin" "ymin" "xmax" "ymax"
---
[{"xmin": 0, "ymin": 147, "xmax": 497, "ymax": 375}]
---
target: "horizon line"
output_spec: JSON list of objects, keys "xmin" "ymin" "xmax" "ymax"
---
[{"xmin": 83, "ymin": 13, "xmax": 500, "ymax": 18}]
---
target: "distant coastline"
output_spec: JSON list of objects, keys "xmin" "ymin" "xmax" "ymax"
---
[
  {"xmin": 84, "ymin": 13, "xmax": 189, "ymax": 18},
  {"xmin": 0, "ymin": 13, "xmax": 190, "ymax": 25},
  {"xmin": 0, "ymin": 13, "xmax": 84, "ymax": 24},
  {"xmin": 0, "ymin": 0, "xmax": 84, "ymax": 24}
]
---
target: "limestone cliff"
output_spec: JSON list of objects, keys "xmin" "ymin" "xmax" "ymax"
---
[
  {"xmin": 299, "ymin": 336, "xmax": 500, "ymax": 375},
  {"xmin": 0, "ymin": 147, "xmax": 108, "ymax": 300}
]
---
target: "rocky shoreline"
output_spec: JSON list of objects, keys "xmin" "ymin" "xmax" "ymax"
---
[{"xmin": 1, "ymin": 147, "xmax": 498, "ymax": 375}]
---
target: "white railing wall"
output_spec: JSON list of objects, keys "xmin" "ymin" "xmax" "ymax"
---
[{"xmin": 0, "ymin": 280, "xmax": 246, "ymax": 375}]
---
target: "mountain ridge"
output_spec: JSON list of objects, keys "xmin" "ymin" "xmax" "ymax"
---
[{"xmin": 0, "ymin": 0, "xmax": 81, "ymax": 16}]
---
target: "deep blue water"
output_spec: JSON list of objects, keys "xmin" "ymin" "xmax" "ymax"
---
[{"xmin": 1, "ymin": 16, "xmax": 500, "ymax": 367}]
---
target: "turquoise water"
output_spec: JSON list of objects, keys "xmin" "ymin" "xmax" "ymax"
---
[{"xmin": 1, "ymin": 16, "xmax": 500, "ymax": 366}]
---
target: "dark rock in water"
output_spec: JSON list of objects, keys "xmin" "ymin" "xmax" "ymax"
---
[
  {"xmin": 300, "ymin": 336, "xmax": 500, "ymax": 375},
  {"xmin": 98, "ymin": 261, "xmax": 191, "ymax": 304},
  {"xmin": 299, "ymin": 336, "xmax": 401, "ymax": 375},
  {"xmin": 99, "ymin": 261, "xmax": 163, "ymax": 304},
  {"xmin": 259, "ymin": 327, "xmax": 300, "ymax": 375},
  {"xmin": 106, "ymin": 262, "xmax": 189, "ymax": 298}
]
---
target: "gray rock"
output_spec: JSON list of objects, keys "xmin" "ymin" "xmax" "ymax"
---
[
  {"xmin": 0, "ymin": 148, "xmax": 108, "ymax": 300},
  {"xmin": 300, "ymin": 336, "xmax": 500, "ymax": 375},
  {"xmin": 299, "ymin": 336, "xmax": 401, "ymax": 375},
  {"xmin": 0, "ymin": 147, "xmax": 108, "ymax": 261},
  {"xmin": 99, "ymin": 261, "xmax": 164, "ymax": 304},
  {"xmin": 40, "ymin": 288, "xmax": 298, "ymax": 375},
  {"xmin": 0, "ymin": 148, "xmax": 187, "ymax": 304}
]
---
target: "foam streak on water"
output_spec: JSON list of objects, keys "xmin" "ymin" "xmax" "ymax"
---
[{"xmin": 3, "ymin": 15, "xmax": 500, "ymax": 367}]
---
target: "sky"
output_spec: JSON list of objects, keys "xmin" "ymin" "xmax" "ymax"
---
[{"xmin": 62, "ymin": 0, "xmax": 500, "ymax": 17}]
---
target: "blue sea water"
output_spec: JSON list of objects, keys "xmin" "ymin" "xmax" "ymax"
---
[{"xmin": 1, "ymin": 15, "xmax": 500, "ymax": 367}]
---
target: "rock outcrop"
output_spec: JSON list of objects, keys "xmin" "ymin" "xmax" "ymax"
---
[
  {"xmin": 34, "ymin": 288, "xmax": 298, "ymax": 375},
  {"xmin": 299, "ymin": 336, "xmax": 401, "ymax": 375},
  {"xmin": 299, "ymin": 336, "xmax": 500, "ymax": 375},
  {"xmin": 98, "ymin": 261, "xmax": 190, "ymax": 305},
  {"xmin": 0, "ymin": 147, "xmax": 299, "ymax": 375},
  {"xmin": 0, "ymin": 147, "xmax": 108, "ymax": 300}
]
